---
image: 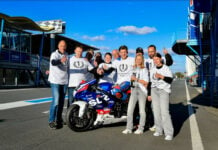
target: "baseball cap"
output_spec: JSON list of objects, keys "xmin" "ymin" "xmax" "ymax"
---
[{"xmin": 136, "ymin": 47, "xmax": 144, "ymax": 55}]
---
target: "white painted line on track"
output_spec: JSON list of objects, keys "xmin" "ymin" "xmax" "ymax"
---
[
  {"xmin": 185, "ymin": 81, "xmax": 204, "ymax": 150},
  {"xmin": 0, "ymin": 88, "xmax": 43, "ymax": 92},
  {"xmin": 0, "ymin": 97, "xmax": 52, "ymax": 110},
  {"xmin": 0, "ymin": 101, "xmax": 33, "ymax": 110},
  {"xmin": 0, "ymin": 97, "xmax": 68, "ymax": 111},
  {"xmin": 43, "ymin": 110, "xmax": 49, "ymax": 114}
]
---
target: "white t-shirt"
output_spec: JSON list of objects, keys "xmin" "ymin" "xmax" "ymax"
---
[
  {"xmin": 98, "ymin": 63, "xmax": 116, "ymax": 83},
  {"xmin": 145, "ymin": 57, "xmax": 166, "ymax": 71},
  {"xmin": 150, "ymin": 65, "xmax": 173, "ymax": 93},
  {"xmin": 112, "ymin": 57, "xmax": 134, "ymax": 84},
  {"xmin": 68, "ymin": 56, "xmax": 94, "ymax": 87},
  {"xmin": 132, "ymin": 67, "xmax": 149, "ymax": 94},
  {"xmin": 48, "ymin": 50, "xmax": 68, "ymax": 85}
]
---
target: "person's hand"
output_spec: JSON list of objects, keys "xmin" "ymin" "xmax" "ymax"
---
[
  {"xmin": 163, "ymin": 48, "xmax": 168, "ymax": 55},
  {"xmin": 137, "ymin": 80, "xmax": 148, "ymax": 87},
  {"xmin": 143, "ymin": 81, "xmax": 148, "ymax": 87},
  {"xmin": 100, "ymin": 69, "xmax": 104, "ymax": 75},
  {"xmin": 103, "ymin": 64, "xmax": 108, "ymax": 70},
  {"xmin": 97, "ymin": 68, "xmax": 104, "ymax": 75},
  {"xmin": 45, "ymin": 70, "xmax": 50, "ymax": 75},
  {"xmin": 94, "ymin": 61, "xmax": 98, "ymax": 67},
  {"xmin": 60, "ymin": 55, "xmax": 67, "ymax": 63},
  {"xmin": 131, "ymin": 75, "xmax": 137, "ymax": 81},
  {"xmin": 155, "ymin": 73, "xmax": 164, "ymax": 79},
  {"xmin": 147, "ymin": 96, "xmax": 152, "ymax": 101}
]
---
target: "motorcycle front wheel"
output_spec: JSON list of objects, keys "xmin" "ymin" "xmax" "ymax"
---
[{"xmin": 66, "ymin": 104, "xmax": 96, "ymax": 132}]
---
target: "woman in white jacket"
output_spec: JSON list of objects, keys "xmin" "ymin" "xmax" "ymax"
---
[{"xmin": 122, "ymin": 54, "xmax": 149, "ymax": 134}]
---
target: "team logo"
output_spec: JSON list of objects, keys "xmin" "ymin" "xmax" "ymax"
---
[
  {"xmin": 152, "ymin": 74, "xmax": 158, "ymax": 81},
  {"xmin": 119, "ymin": 64, "xmax": 128, "ymax": 72},
  {"xmin": 73, "ymin": 61, "xmax": 84, "ymax": 68}
]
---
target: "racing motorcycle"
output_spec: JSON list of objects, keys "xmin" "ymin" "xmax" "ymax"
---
[{"xmin": 66, "ymin": 79, "xmax": 130, "ymax": 132}]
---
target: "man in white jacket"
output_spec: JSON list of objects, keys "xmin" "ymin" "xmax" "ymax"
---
[{"xmin": 48, "ymin": 40, "xmax": 68, "ymax": 129}]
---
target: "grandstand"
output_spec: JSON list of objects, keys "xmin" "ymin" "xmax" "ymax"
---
[{"xmin": 0, "ymin": 13, "xmax": 98, "ymax": 88}]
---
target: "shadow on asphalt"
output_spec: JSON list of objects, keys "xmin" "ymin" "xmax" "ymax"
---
[
  {"xmin": 191, "ymin": 94, "xmax": 211, "ymax": 107},
  {"xmin": 0, "ymin": 119, "xmax": 6, "ymax": 123},
  {"xmin": 170, "ymin": 92, "xmax": 212, "ymax": 137},
  {"xmin": 102, "ymin": 122, "xmax": 126, "ymax": 128},
  {"xmin": 170, "ymin": 102, "xmax": 191, "ymax": 137}
]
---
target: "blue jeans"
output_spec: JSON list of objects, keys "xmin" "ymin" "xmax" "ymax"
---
[
  {"xmin": 49, "ymin": 83, "xmax": 67, "ymax": 124},
  {"xmin": 68, "ymin": 87, "xmax": 76, "ymax": 108}
]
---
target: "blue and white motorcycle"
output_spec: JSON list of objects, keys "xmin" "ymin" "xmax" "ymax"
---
[{"xmin": 66, "ymin": 79, "xmax": 130, "ymax": 132}]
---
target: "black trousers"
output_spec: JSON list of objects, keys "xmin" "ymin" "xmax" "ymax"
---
[{"xmin": 145, "ymin": 100, "xmax": 154, "ymax": 128}]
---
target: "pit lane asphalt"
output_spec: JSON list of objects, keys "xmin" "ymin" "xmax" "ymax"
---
[{"xmin": 0, "ymin": 80, "xmax": 218, "ymax": 150}]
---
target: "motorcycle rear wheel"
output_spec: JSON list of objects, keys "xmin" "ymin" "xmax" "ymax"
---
[{"xmin": 66, "ymin": 104, "xmax": 95, "ymax": 132}]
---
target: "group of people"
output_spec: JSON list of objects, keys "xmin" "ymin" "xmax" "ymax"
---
[{"xmin": 48, "ymin": 40, "xmax": 174, "ymax": 141}]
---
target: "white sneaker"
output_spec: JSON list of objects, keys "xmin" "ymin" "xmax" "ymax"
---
[
  {"xmin": 165, "ymin": 135, "xmax": 173, "ymax": 141},
  {"xmin": 153, "ymin": 132, "xmax": 163, "ymax": 137},
  {"xmin": 149, "ymin": 125, "xmax": 156, "ymax": 132},
  {"xmin": 134, "ymin": 129, "xmax": 143, "ymax": 134},
  {"xmin": 122, "ymin": 129, "xmax": 132, "ymax": 134}
]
